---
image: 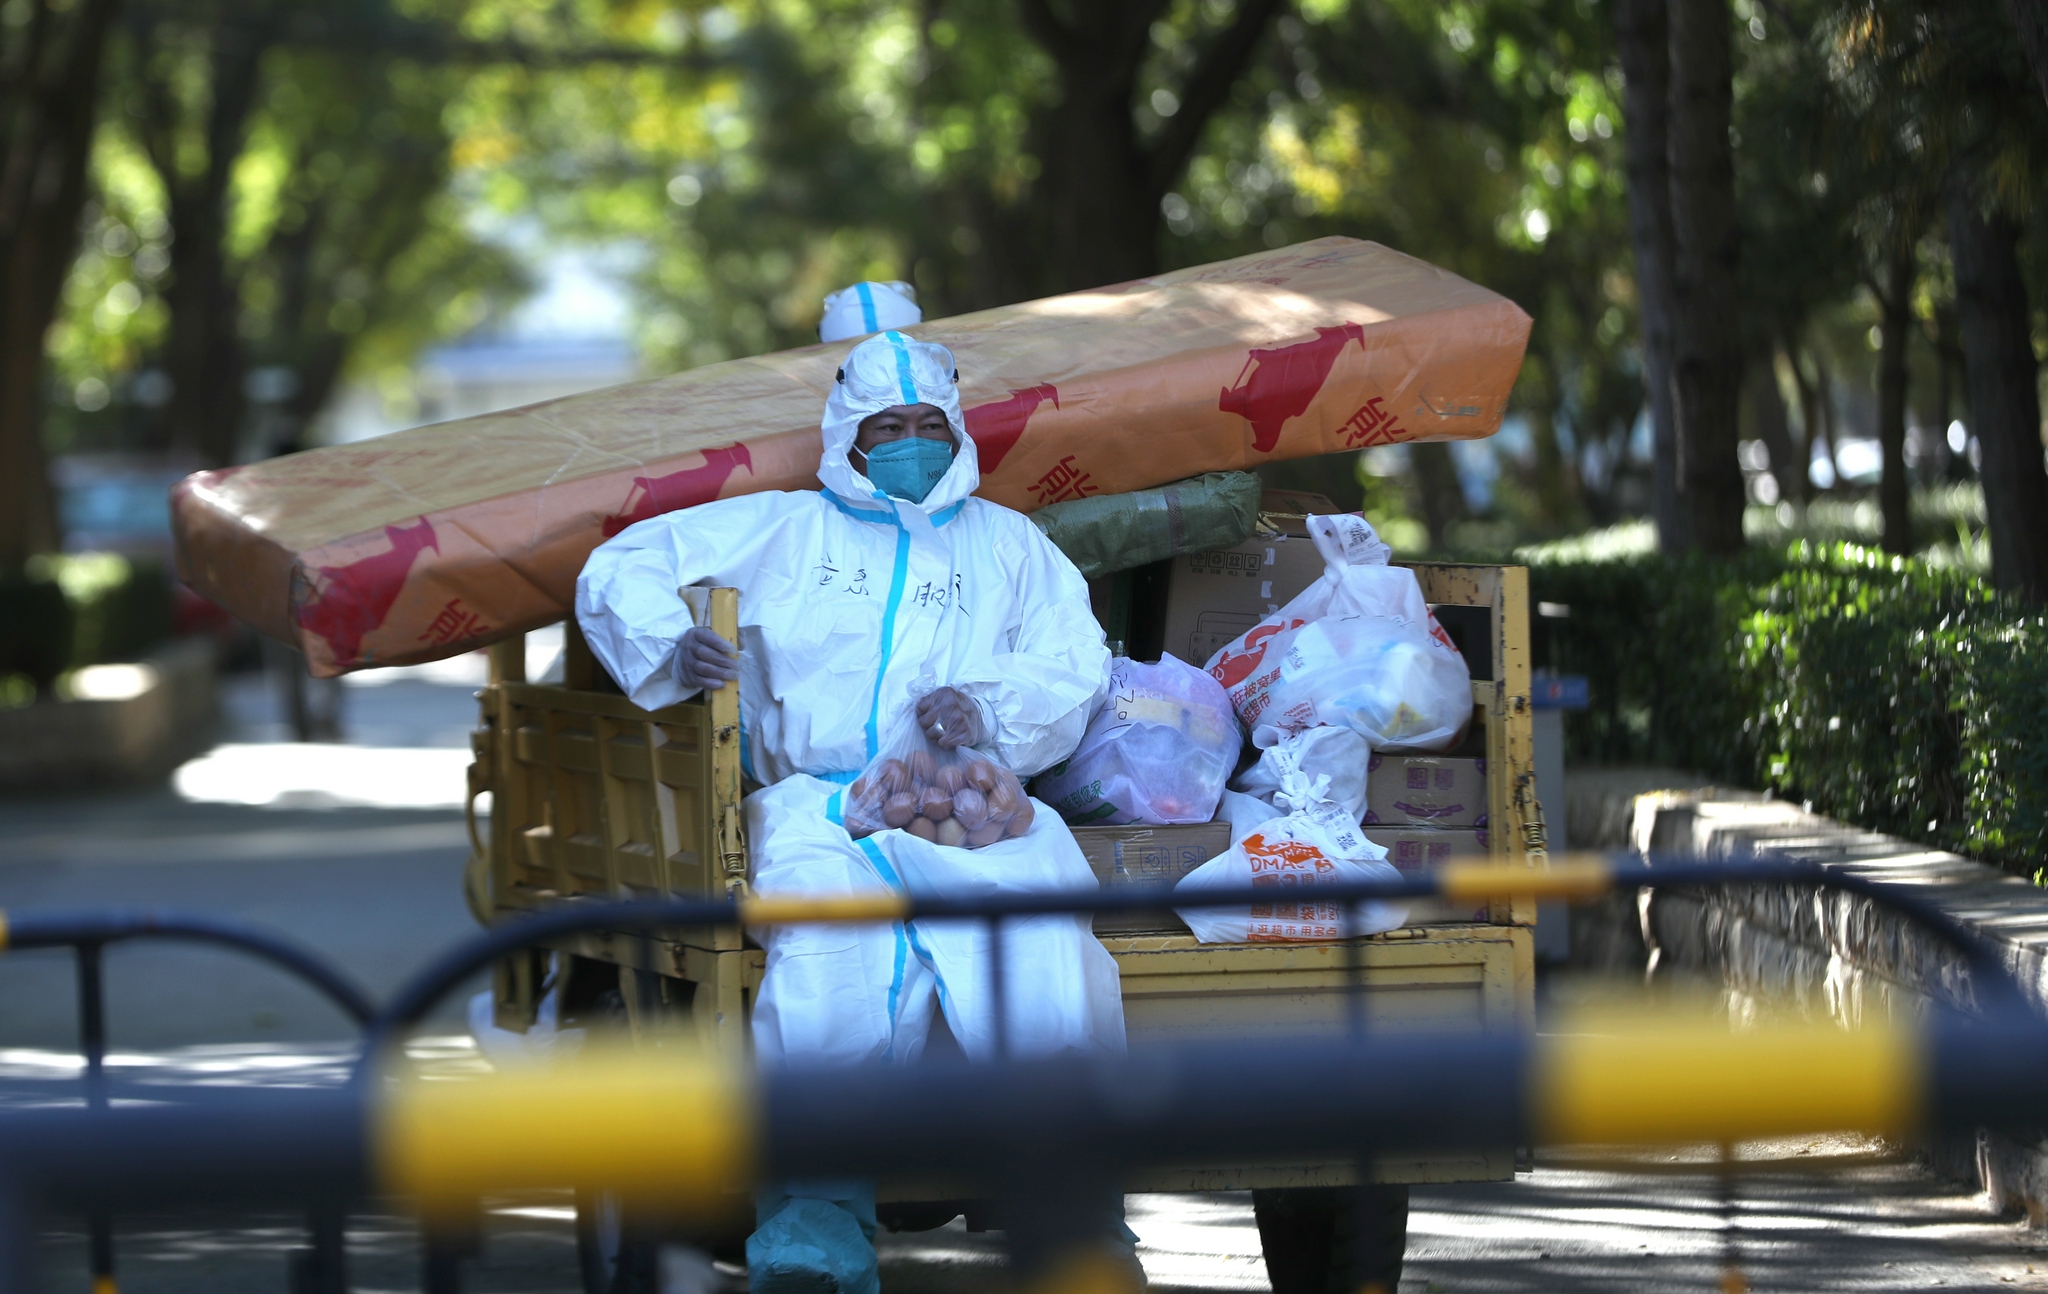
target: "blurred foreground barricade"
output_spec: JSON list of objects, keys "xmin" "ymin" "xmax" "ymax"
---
[{"xmin": 0, "ymin": 854, "xmax": 2044, "ymax": 1293}]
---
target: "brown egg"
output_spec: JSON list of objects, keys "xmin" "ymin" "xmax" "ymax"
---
[
  {"xmin": 987, "ymin": 779, "xmax": 1019, "ymax": 813},
  {"xmin": 935, "ymin": 764, "xmax": 966, "ymax": 794},
  {"xmin": 842, "ymin": 799, "xmax": 884, "ymax": 838},
  {"xmin": 905, "ymin": 816, "xmax": 938, "ymax": 842},
  {"xmin": 876, "ymin": 759, "xmax": 910, "ymax": 795},
  {"xmin": 1008, "ymin": 799, "xmax": 1035, "ymax": 835},
  {"xmin": 965, "ymin": 821, "xmax": 1007, "ymax": 848},
  {"xmin": 952, "ymin": 786, "xmax": 989, "ymax": 829},
  {"xmin": 882, "ymin": 792, "xmax": 919, "ymax": 828},
  {"xmin": 918, "ymin": 788, "xmax": 954, "ymax": 822},
  {"xmin": 934, "ymin": 817, "xmax": 968, "ymax": 848},
  {"xmin": 907, "ymin": 748, "xmax": 937, "ymax": 785}
]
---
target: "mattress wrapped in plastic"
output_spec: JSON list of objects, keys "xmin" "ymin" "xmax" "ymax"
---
[{"xmin": 171, "ymin": 237, "xmax": 1531, "ymax": 676}]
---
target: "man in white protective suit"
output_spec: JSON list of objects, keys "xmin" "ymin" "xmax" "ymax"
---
[{"xmin": 576, "ymin": 330, "xmax": 1129, "ymax": 1294}]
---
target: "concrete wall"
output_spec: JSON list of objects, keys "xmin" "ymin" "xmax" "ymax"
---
[
  {"xmin": 1583, "ymin": 780, "xmax": 2048, "ymax": 1222},
  {"xmin": 0, "ymin": 637, "xmax": 217, "ymax": 790}
]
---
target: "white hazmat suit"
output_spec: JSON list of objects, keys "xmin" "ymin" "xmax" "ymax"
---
[
  {"xmin": 575, "ymin": 331, "xmax": 1125, "ymax": 1068},
  {"xmin": 818, "ymin": 280, "xmax": 922, "ymax": 342}
]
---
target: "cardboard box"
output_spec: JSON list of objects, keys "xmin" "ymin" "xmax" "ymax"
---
[
  {"xmin": 1073, "ymin": 820, "xmax": 1232, "ymax": 935},
  {"xmin": 1363, "ymin": 755, "xmax": 1489, "ymax": 828},
  {"xmin": 1363, "ymin": 826, "xmax": 1491, "ymax": 926},
  {"xmin": 1157, "ymin": 493, "xmax": 1335, "ymax": 668}
]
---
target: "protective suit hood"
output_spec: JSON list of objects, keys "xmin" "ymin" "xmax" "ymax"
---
[
  {"xmin": 819, "ymin": 280, "xmax": 922, "ymax": 342},
  {"xmin": 818, "ymin": 331, "xmax": 978, "ymax": 525}
]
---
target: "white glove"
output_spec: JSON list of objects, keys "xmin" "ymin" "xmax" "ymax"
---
[
  {"xmin": 677, "ymin": 626, "xmax": 739, "ymax": 691},
  {"xmin": 914, "ymin": 687, "xmax": 986, "ymax": 750}
]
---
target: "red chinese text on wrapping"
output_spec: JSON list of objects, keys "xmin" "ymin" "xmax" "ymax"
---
[
  {"xmin": 1342, "ymin": 396, "xmax": 1407, "ymax": 448},
  {"xmin": 419, "ymin": 598, "xmax": 488, "ymax": 646},
  {"xmin": 1030, "ymin": 455, "xmax": 1097, "ymax": 506}
]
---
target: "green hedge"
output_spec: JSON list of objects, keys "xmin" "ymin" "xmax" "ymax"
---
[
  {"xmin": 0, "ymin": 554, "xmax": 174, "ymax": 700},
  {"xmin": 1529, "ymin": 543, "xmax": 2048, "ymax": 875}
]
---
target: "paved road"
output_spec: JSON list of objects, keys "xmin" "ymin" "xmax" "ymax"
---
[
  {"xmin": 23, "ymin": 1138, "xmax": 2045, "ymax": 1292},
  {"xmin": 6, "ymin": 655, "xmax": 2042, "ymax": 1290},
  {"xmin": 0, "ymin": 661, "xmax": 491, "ymax": 1048}
]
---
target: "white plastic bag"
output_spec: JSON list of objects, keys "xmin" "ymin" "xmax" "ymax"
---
[
  {"xmin": 1232, "ymin": 726, "xmax": 1371, "ymax": 820},
  {"xmin": 842, "ymin": 676, "xmax": 1033, "ymax": 849},
  {"xmin": 1216, "ymin": 788, "xmax": 1283, "ymax": 845},
  {"xmin": 1172, "ymin": 770, "xmax": 1406, "ymax": 943},
  {"xmin": 1206, "ymin": 514, "xmax": 1470, "ymax": 751},
  {"xmin": 1033, "ymin": 654, "xmax": 1239, "ymax": 826}
]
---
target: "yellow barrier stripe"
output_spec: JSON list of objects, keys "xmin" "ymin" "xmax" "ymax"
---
[
  {"xmin": 92, "ymin": 1276, "xmax": 117, "ymax": 1294},
  {"xmin": 739, "ymin": 893, "xmax": 912, "ymax": 925},
  {"xmin": 0, "ymin": 909, "xmax": 9, "ymax": 952},
  {"xmin": 375, "ymin": 1046, "xmax": 755, "ymax": 1215},
  {"xmin": 1438, "ymin": 858, "xmax": 1613, "ymax": 902},
  {"xmin": 1531, "ymin": 1012, "xmax": 1924, "ymax": 1145}
]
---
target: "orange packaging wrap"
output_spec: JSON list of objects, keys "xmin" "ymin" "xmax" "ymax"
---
[{"xmin": 172, "ymin": 237, "xmax": 1531, "ymax": 676}]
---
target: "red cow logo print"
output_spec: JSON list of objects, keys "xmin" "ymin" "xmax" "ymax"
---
[
  {"xmin": 297, "ymin": 517, "xmax": 441, "ymax": 666},
  {"xmin": 964, "ymin": 384, "xmax": 1059, "ymax": 473},
  {"xmin": 601, "ymin": 444, "xmax": 755, "ymax": 538},
  {"xmin": 1219, "ymin": 323, "xmax": 1367, "ymax": 452}
]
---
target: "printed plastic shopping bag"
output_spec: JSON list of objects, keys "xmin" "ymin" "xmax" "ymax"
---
[
  {"xmin": 1173, "ymin": 772, "xmax": 1406, "ymax": 943},
  {"xmin": 1033, "ymin": 654, "xmax": 1240, "ymax": 826},
  {"xmin": 1206, "ymin": 514, "xmax": 1470, "ymax": 751},
  {"xmin": 842, "ymin": 680, "xmax": 1033, "ymax": 849},
  {"xmin": 1232, "ymin": 726, "xmax": 1372, "ymax": 821}
]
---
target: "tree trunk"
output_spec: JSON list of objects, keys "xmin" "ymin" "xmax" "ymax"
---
[
  {"xmin": 1410, "ymin": 442, "xmax": 1469, "ymax": 551},
  {"xmin": 160, "ymin": 187, "xmax": 249, "ymax": 464},
  {"xmin": 150, "ymin": 19, "xmax": 270, "ymax": 466},
  {"xmin": 1875, "ymin": 246, "xmax": 1914, "ymax": 554},
  {"xmin": 2006, "ymin": 0, "xmax": 2048, "ymax": 109},
  {"xmin": 1743, "ymin": 343, "xmax": 1797, "ymax": 506},
  {"xmin": 0, "ymin": 0, "xmax": 120, "ymax": 571},
  {"xmin": 1785, "ymin": 338, "xmax": 1821, "ymax": 504},
  {"xmin": 1015, "ymin": 0, "xmax": 1284, "ymax": 296},
  {"xmin": 1946, "ymin": 180, "xmax": 2048, "ymax": 601},
  {"xmin": 1616, "ymin": 0, "xmax": 1686, "ymax": 551},
  {"xmin": 1037, "ymin": 71, "xmax": 1158, "ymax": 290},
  {"xmin": 1808, "ymin": 345, "xmax": 1842, "ymax": 490},
  {"xmin": 1665, "ymin": 0, "xmax": 1747, "ymax": 554}
]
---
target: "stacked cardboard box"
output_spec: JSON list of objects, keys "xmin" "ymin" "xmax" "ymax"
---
[
  {"xmin": 1072, "ymin": 821, "xmax": 1232, "ymax": 936},
  {"xmin": 1361, "ymin": 754, "xmax": 1490, "ymax": 925},
  {"xmin": 1154, "ymin": 490, "xmax": 1336, "ymax": 667}
]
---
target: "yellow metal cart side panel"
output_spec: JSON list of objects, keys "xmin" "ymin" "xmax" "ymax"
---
[
  {"xmin": 1105, "ymin": 928, "xmax": 1531, "ymax": 1043},
  {"xmin": 1401, "ymin": 562, "xmax": 1539, "ymax": 926}
]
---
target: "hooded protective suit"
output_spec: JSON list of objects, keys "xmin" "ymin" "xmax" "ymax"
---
[
  {"xmin": 818, "ymin": 280, "xmax": 921, "ymax": 342},
  {"xmin": 577, "ymin": 330, "xmax": 1123, "ymax": 1066}
]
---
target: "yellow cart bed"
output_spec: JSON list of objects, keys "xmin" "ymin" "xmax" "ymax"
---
[{"xmin": 465, "ymin": 562, "xmax": 1542, "ymax": 1291}]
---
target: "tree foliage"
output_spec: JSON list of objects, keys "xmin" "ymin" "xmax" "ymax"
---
[{"xmin": 22, "ymin": 0, "xmax": 2048, "ymax": 576}]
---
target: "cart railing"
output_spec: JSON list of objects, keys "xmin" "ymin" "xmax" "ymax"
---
[{"xmin": 0, "ymin": 910, "xmax": 374, "ymax": 1294}]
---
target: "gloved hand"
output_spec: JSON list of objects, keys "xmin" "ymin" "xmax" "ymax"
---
[
  {"xmin": 676, "ymin": 626, "xmax": 739, "ymax": 691},
  {"xmin": 915, "ymin": 687, "xmax": 985, "ymax": 750}
]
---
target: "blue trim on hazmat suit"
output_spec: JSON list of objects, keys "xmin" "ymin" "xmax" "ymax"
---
[{"xmin": 576, "ymin": 332, "xmax": 1127, "ymax": 1294}]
